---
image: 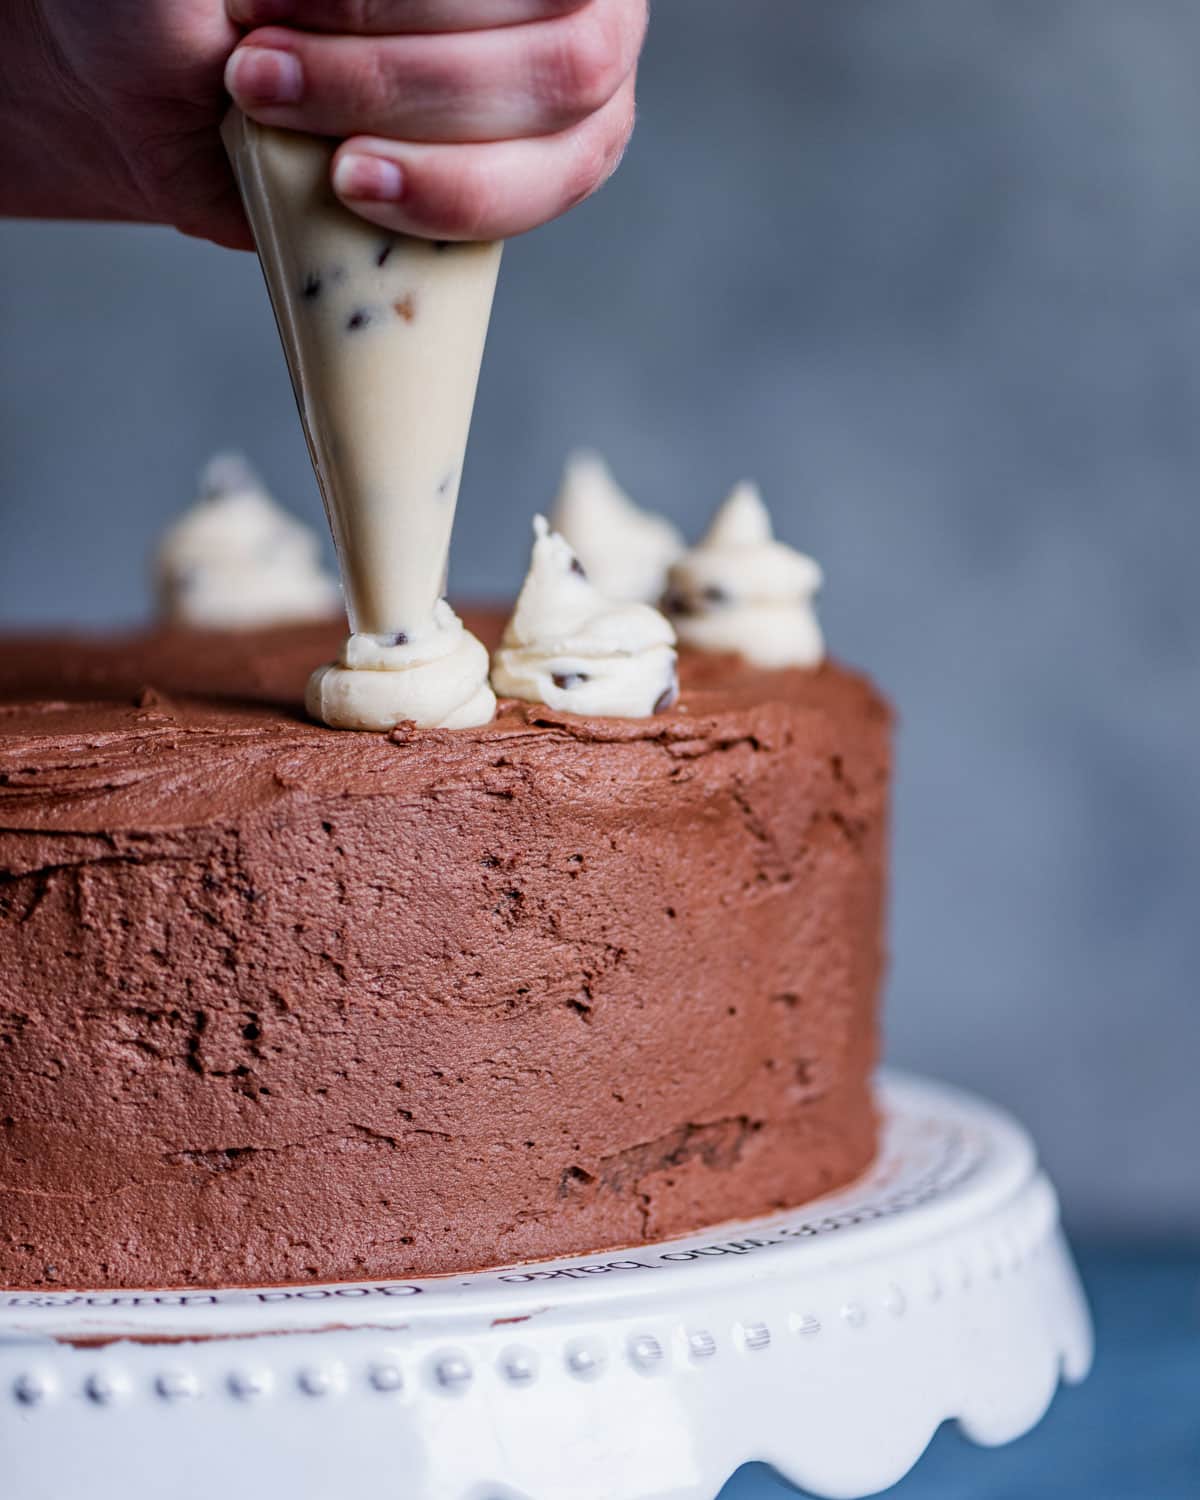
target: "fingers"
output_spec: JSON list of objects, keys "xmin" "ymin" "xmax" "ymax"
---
[
  {"xmin": 222, "ymin": 0, "xmax": 646, "ymax": 239},
  {"xmin": 228, "ymin": 0, "xmax": 592, "ymax": 34},
  {"xmin": 329, "ymin": 70, "xmax": 635, "ymax": 239},
  {"xmin": 225, "ymin": 0, "xmax": 646, "ymax": 142}
]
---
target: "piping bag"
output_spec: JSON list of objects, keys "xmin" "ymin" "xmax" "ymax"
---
[{"xmin": 223, "ymin": 110, "xmax": 502, "ymax": 728}]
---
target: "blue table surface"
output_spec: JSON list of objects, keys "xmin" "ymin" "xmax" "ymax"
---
[{"xmin": 717, "ymin": 1249, "xmax": 1200, "ymax": 1500}]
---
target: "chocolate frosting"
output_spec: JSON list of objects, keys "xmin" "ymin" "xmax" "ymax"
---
[{"xmin": 0, "ymin": 612, "xmax": 890, "ymax": 1289}]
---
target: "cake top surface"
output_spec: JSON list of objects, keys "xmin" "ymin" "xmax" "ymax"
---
[{"xmin": 0, "ymin": 610, "xmax": 887, "ymax": 840}]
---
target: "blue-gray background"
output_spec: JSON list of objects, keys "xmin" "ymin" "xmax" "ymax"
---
[{"xmin": 1, "ymin": 0, "xmax": 1196, "ymax": 1243}]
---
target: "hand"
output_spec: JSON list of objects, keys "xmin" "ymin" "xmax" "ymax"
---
[
  {"xmin": 0, "ymin": 0, "xmax": 646, "ymax": 249},
  {"xmin": 225, "ymin": 0, "xmax": 647, "ymax": 241}
]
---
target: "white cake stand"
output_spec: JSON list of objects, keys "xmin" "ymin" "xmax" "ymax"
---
[{"xmin": 0, "ymin": 1073, "xmax": 1091, "ymax": 1500}]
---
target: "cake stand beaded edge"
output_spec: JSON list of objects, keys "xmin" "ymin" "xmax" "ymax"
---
[{"xmin": 0, "ymin": 1071, "xmax": 1093, "ymax": 1500}]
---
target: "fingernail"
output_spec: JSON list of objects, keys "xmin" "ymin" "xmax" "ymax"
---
[
  {"xmin": 333, "ymin": 154, "xmax": 405, "ymax": 203},
  {"xmin": 225, "ymin": 46, "xmax": 303, "ymax": 106}
]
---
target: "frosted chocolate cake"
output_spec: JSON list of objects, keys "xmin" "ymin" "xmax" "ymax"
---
[{"xmin": 0, "ymin": 597, "xmax": 889, "ymax": 1289}]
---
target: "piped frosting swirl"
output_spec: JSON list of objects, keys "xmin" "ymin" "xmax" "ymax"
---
[
  {"xmin": 491, "ymin": 516, "xmax": 678, "ymax": 718},
  {"xmin": 665, "ymin": 482, "xmax": 825, "ymax": 668},
  {"xmin": 156, "ymin": 454, "xmax": 341, "ymax": 629},
  {"xmin": 306, "ymin": 598, "xmax": 496, "ymax": 730},
  {"xmin": 550, "ymin": 451, "xmax": 684, "ymax": 605}
]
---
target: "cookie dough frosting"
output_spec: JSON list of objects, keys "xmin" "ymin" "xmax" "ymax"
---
[
  {"xmin": 492, "ymin": 517, "xmax": 678, "ymax": 717},
  {"xmin": 550, "ymin": 451, "xmax": 684, "ymax": 604},
  {"xmin": 666, "ymin": 481, "xmax": 825, "ymax": 668},
  {"xmin": 223, "ymin": 111, "xmax": 500, "ymax": 728},
  {"xmin": 306, "ymin": 599, "xmax": 495, "ymax": 730},
  {"xmin": 156, "ymin": 454, "xmax": 341, "ymax": 628}
]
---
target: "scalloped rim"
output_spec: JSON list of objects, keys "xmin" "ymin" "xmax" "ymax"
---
[{"xmin": 0, "ymin": 1072, "xmax": 1093, "ymax": 1500}]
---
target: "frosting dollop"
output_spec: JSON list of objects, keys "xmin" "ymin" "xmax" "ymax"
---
[
  {"xmin": 550, "ymin": 451, "xmax": 684, "ymax": 605},
  {"xmin": 156, "ymin": 455, "xmax": 342, "ymax": 629},
  {"xmin": 665, "ymin": 482, "xmax": 825, "ymax": 668},
  {"xmin": 491, "ymin": 517, "xmax": 678, "ymax": 718},
  {"xmin": 306, "ymin": 599, "xmax": 496, "ymax": 730}
]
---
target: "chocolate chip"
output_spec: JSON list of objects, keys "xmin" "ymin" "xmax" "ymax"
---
[
  {"xmin": 552, "ymin": 672, "xmax": 589, "ymax": 690},
  {"xmin": 376, "ymin": 240, "xmax": 395, "ymax": 267},
  {"xmin": 301, "ymin": 271, "xmax": 322, "ymax": 300},
  {"xmin": 663, "ymin": 592, "xmax": 694, "ymax": 617},
  {"xmin": 653, "ymin": 679, "xmax": 679, "ymax": 714},
  {"xmin": 347, "ymin": 308, "xmax": 372, "ymax": 331},
  {"xmin": 569, "ymin": 556, "xmax": 587, "ymax": 579},
  {"xmin": 392, "ymin": 631, "xmax": 408, "ymax": 646}
]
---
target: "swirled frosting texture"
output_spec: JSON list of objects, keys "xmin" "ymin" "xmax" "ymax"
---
[
  {"xmin": 666, "ymin": 482, "xmax": 825, "ymax": 668},
  {"xmin": 550, "ymin": 451, "xmax": 684, "ymax": 605},
  {"xmin": 306, "ymin": 599, "xmax": 496, "ymax": 730},
  {"xmin": 491, "ymin": 517, "xmax": 678, "ymax": 718},
  {"xmin": 156, "ymin": 454, "xmax": 342, "ymax": 629}
]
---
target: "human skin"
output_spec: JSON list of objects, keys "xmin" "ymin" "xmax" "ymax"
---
[{"xmin": 0, "ymin": 0, "xmax": 647, "ymax": 249}]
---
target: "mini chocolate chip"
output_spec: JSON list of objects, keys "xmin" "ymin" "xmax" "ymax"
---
[
  {"xmin": 569, "ymin": 556, "xmax": 587, "ymax": 579},
  {"xmin": 376, "ymin": 240, "xmax": 395, "ymax": 267},
  {"xmin": 702, "ymin": 584, "xmax": 730, "ymax": 605},
  {"xmin": 301, "ymin": 271, "xmax": 322, "ymax": 300},
  {"xmin": 347, "ymin": 308, "xmax": 372, "ymax": 331},
  {"xmin": 553, "ymin": 672, "xmax": 589, "ymax": 690},
  {"xmin": 653, "ymin": 680, "xmax": 679, "ymax": 714},
  {"xmin": 392, "ymin": 631, "xmax": 408, "ymax": 646}
]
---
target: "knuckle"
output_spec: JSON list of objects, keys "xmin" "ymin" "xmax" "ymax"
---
[
  {"xmin": 539, "ymin": 5, "xmax": 630, "ymax": 122},
  {"xmin": 337, "ymin": 45, "xmax": 466, "ymax": 135},
  {"xmin": 431, "ymin": 162, "xmax": 498, "ymax": 239},
  {"xmin": 344, "ymin": 42, "xmax": 405, "ymax": 121}
]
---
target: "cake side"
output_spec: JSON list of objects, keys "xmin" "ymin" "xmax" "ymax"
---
[{"xmin": 0, "ymin": 614, "xmax": 890, "ymax": 1289}]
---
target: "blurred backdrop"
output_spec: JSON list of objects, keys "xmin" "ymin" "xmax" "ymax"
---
[{"xmin": 1, "ymin": 0, "xmax": 1196, "ymax": 1240}]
